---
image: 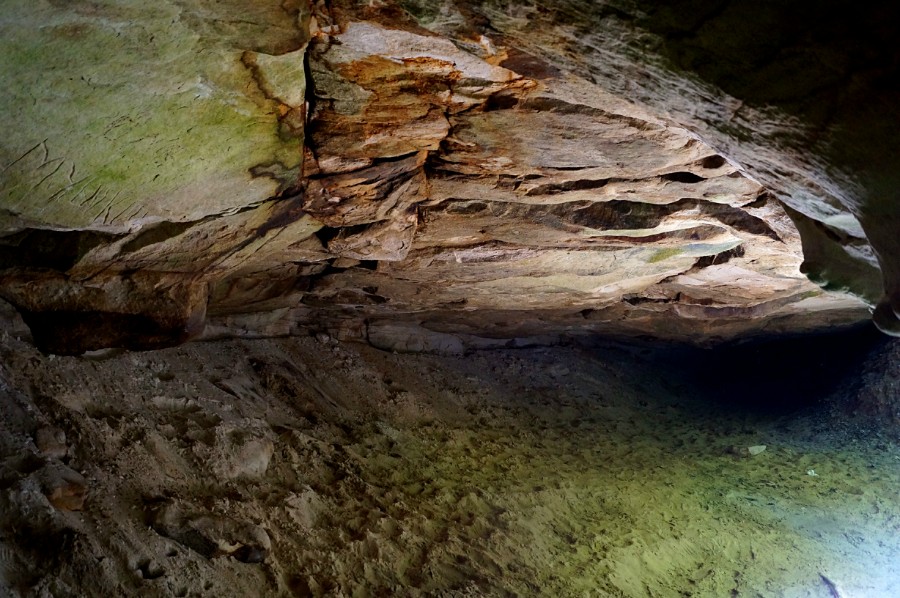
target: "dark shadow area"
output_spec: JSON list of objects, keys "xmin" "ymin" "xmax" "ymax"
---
[
  {"xmin": 635, "ymin": 0, "xmax": 900, "ymax": 127},
  {"xmin": 646, "ymin": 323, "xmax": 890, "ymax": 416}
]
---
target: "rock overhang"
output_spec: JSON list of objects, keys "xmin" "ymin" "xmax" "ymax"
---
[{"xmin": 1, "ymin": 0, "xmax": 897, "ymax": 354}]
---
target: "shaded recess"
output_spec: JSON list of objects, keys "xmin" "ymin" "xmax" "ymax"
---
[
  {"xmin": 633, "ymin": 322, "xmax": 889, "ymax": 414},
  {"xmin": 21, "ymin": 309, "xmax": 204, "ymax": 356},
  {"xmin": 0, "ymin": 229, "xmax": 123, "ymax": 271}
]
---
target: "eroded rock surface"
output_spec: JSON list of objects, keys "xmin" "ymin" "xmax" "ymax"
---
[
  {"xmin": 408, "ymin": 0, "xmax": 900, "ymax": 332},
  {"xmin": 2, "ymin": 0, "xmax": 897, "ymax": 352}
]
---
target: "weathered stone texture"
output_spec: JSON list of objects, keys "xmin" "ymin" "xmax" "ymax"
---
[{"xmin": 2, "ymin": 0, "xmax": 897, "ymax": 351}]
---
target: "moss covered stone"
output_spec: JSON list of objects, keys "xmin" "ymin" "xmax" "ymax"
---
[{"xmin": 0, "ymin": 0, "xmax": 309, "ymax": 229}]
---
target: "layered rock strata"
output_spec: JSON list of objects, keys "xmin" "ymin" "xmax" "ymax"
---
[{"xmin": 2, "ymin": 0, "xmax": 894, "ymax": 353}]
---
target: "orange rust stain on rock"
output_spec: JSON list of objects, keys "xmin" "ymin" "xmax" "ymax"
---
[
  {"xmin": 313, "ymin": 55, "xmax": 457, "ymax": 159},
  {"xmin": 337, "ymin": 55, "xmax": 458, "ymax": 97}
]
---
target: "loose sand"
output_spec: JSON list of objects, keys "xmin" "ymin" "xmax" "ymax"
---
[{"xmin": 0, "ymin": 329, "xmax": 897, "ymax": 597}]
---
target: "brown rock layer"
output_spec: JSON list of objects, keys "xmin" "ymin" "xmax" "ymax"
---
[{"xmin": 2, "ymin": 0, "xmax": 896, "ymax": 352}]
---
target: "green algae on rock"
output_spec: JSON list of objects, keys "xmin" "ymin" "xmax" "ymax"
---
[{"xmin": 0, "ymin": 0, "xmax": 308, "ymax": 230}]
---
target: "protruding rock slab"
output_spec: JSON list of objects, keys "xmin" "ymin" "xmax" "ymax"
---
[
  {"xmin": 0, "ymin": 0, "xmax": 325, "ymax": 352},
  {"xmin": 2, "ymin": 271, "xmax": 209, "ymax": 354}
]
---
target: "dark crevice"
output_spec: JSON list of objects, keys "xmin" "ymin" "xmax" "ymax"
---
[
  {"xmin": 650, "ymin": 323, "xmax": 887, "ymax": 414},
  {"xmin": 314, "ymin": 261, "xmax": 348, "ymax": 277},
  {"xmin": 482, "ymin": 91, "xmax": 521, "ymax": 111},
  {"xmin": 121, "ymin": 221, "xmax": 196, "ymax": 254},
  {"xmin": 428, "ymin": 197, "xmax": 781, "ymax": 242},
  {"xmin": 660, "ymin": 171, "xmax": 706, "ymax": 184},
  {"xmin": 561, "ymin": 200, "xmax": 676, "ymax": 230},
  {"xmin": 623, "ymin": 293, "xmax": 678, "ymax": 306},
  {"xmin": 0, "ymin": 229, "xmax": 123, "ymax": 272},
  {"xmin": 325, "ymin": 222, "xmax": 377, "ymax": 245},
  {"xmin": 498, "ymin": 47, "xmax": 563, "ymax": 80},
  {"xmin": 698, "ymin": 203, "xmax": 781, "ymax": 241},
  {"xmin": 302, "ymin": 20, "xmax": 319, "ymax": 148},
  {"xmin": 699, "ymin": 154, "xmax": 727, "ymax": 169},
  {"xmin": 315, "ymin": 226, "xmax": 341, "ymax": 246},
  {"xmin": 524, "ymin": 178, "xmax": 610, "ymax": 196},
  {"xmin": 21, "ymin": 310, "xmax": 202, "ymax": 355},
  {"xmin": 743, "ymin": 192, "xmax": 772, "ymax": 210},
  {"xmin": 692, "ymin": 244, "xmax": 745, "ymax": 267}
]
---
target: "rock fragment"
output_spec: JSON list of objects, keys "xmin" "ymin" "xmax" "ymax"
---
[
  {"xmin": 212, "ymin": 435, "xmax": 274, "ymax": 481},
  {"xmin": 35, "ymin": 426, "xmax": 68, "ymax": 460},
  {"xmin": 149, "ymin": 501, "xmax": 271, "ymax": 563},
  {"xmin": 36, "ymin": 463, "xmax": 86, "ymax": 511},
  {"xmin": 726, "ymin": 444, "xmax": 768, "ymax": 458}
]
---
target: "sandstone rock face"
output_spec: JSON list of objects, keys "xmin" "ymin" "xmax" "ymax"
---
[
  {"xmin": 2, "ymin": 0, "xmax": 896, "ymax": 352},
  {"xmin": 0, "ymin": 0, "xmax": 316, "ymax": 352},
  {"xmin": 409, "ymin": 0, "xmax": 899, "ymax": 333},
  {"xmin": 1, "ymin": 0, "xmax": 307, "ymax": 227}
]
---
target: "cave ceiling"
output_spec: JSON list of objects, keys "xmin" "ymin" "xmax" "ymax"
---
[{"xmin": 1, "ymin": 0, "xmax": 898, "ymax": 353}]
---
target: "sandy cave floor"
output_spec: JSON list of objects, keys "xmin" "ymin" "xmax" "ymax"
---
[{"xmin": 0, "ymin": 328, "xmax": 899, "ymax": 597}]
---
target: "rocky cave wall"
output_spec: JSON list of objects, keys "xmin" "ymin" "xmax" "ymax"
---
[{"xmin": 1, "ymin": 0, "xmax": 898, "ymax": 353}]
